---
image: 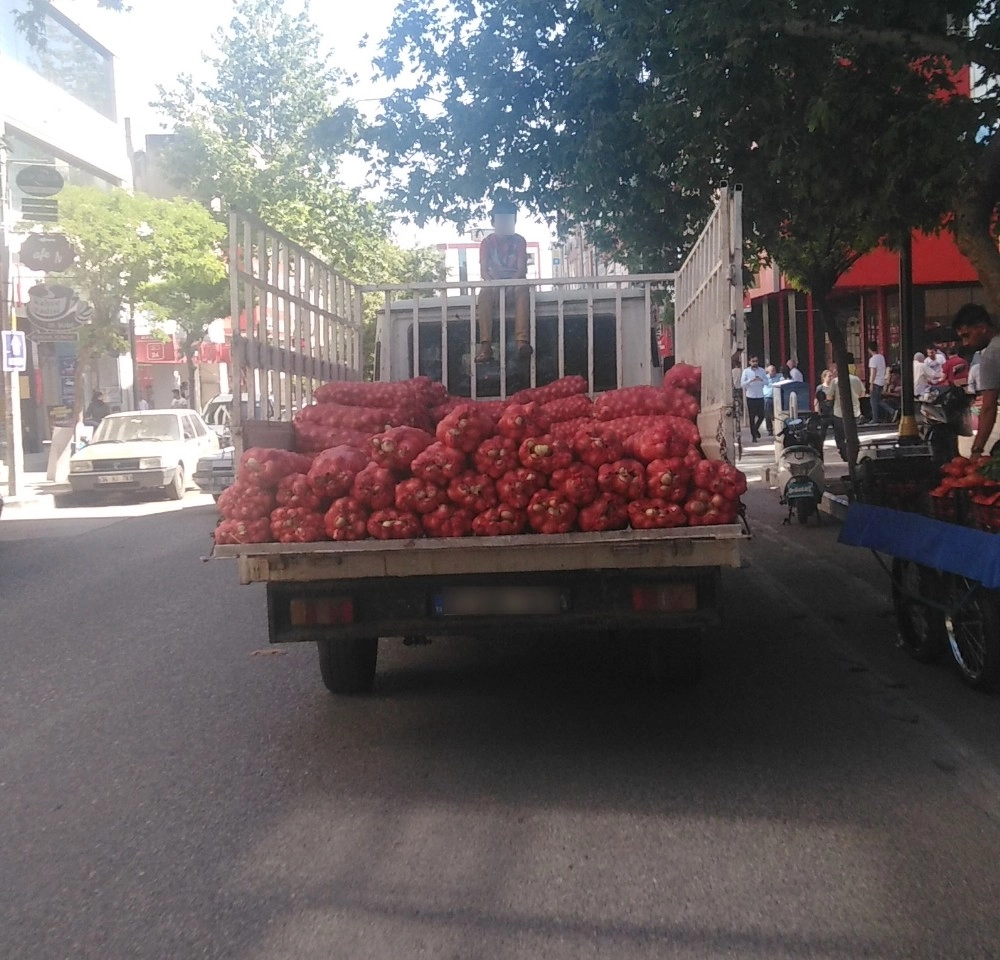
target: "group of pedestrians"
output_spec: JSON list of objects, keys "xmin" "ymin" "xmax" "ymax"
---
[{"xmin": 738, "ymin": 357, "xmax": 803, "ymax": 442}]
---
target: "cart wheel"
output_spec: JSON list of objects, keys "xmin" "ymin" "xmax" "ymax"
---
[
  {"xmin": 892, "ymin": 559, "xmax": 947, "ymax": 662},
  {"xmin": 647, "ymin": 628, "xmax": 704, "ymax": 687},
  {"xmin": 317, "ymin": 637, "xmax": 378, "ymax": 694},
  {"xmin": 944, "ymin": 578, "xmax": 1000, "ymax": 692}
]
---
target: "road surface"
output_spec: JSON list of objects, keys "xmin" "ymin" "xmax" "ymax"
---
[{"xmin": 2, "ymin": 470, "xmax": 999, "ymax": 960}]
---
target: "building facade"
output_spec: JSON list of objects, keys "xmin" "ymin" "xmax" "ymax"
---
[{"xmin": 1, "ymin": 0, "xmax": 132, "ymax": 453}]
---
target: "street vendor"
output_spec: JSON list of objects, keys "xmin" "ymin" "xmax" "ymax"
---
[
  {"xmin": 475, "ymin": 199, "xmax": 531, "ymax": 364},
  {"xmin": 954, "ymin": 303, "xmax": 1000, "ymax": 457}
]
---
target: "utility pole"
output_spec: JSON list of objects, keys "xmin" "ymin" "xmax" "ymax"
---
[
  {"xmin": 0, "ymin": 141, "xmax": 24, "ymax": 497},
  {"xmin": 897, "ymin": 234, "xmax": 919, "ymax": 442}
]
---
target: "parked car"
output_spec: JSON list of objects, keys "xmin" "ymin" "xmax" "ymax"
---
[{"xmin": 68, "ymin": 410, "xmax": 219, "ymax": 500}]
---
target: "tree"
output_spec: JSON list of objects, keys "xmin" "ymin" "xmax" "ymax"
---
[
  {"xmin": 367, "ymin": 0, "xmax": 995, "ymax": 462},
  {"xmin": 49, "ymin": 187, "xmax": 227, "ymax": 417}
]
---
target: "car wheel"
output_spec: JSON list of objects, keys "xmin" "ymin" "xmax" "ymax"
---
[{"xmin": 167, "ymin": 465, "xmax": 185, "ymax": 501}]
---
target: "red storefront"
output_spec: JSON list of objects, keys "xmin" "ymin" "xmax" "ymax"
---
[{"xmin": 745, "ymin": 230, "xmax": 982, "ymax": 387}]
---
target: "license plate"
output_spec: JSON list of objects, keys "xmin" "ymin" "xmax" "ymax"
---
[
  {"xmin": 786, "ymin": 479, "xmax": 816, "ymax": 499},
  {"xmin": 432, "ymin": 587, "xmax": 567, "ymax": 618},
  {"xmin": 97, "ymin": 473, "xmax": 134, "ymax": 484}
]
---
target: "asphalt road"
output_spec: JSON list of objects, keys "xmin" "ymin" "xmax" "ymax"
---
[{"xmin": 2, "ymin": 472, "xmax": 1000, "ymax": 960}]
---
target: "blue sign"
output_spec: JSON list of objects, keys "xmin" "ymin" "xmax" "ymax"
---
[{"xmin": 2, "ymin": 330, "xmax": 27, "ymax": 373}]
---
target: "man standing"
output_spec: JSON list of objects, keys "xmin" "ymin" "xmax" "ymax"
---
[
  {"xmin": 866, "ymin": 341, "xmax": 894, "ymax": 423},
  {"xmin": 475, "ymin": 199, "xmax": 531, "ymax": 363},
  {"xmin": 785, "ymin": 358, "xmax": 804, "ymax": 382},
  {"xmin": 762, "ymin": 363, "xmax": 781, "ymax": 437},
  {"xmin": 740, "ymin": 356, "xmax": 768, "ymax": 442},
  {"xmin": 827, "ymin": 371, "xmax": 866, "ymax": 461},
  {"xmin": 953, "ymin": 304, "xmax": 1000, "ymax": 457}
]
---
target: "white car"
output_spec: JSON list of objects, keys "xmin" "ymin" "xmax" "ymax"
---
[{"xmin": 68, "ymin": 410, "xmax": 220, "ymax": 500}]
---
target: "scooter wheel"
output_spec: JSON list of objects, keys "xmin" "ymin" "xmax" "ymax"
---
[
  {"xmin": 892, "ymin": 559, "xmax": 947, "ymax": 663},
  {"xmin": 795, "ymin": 500, "xmax": 812, "ymax": 524}
]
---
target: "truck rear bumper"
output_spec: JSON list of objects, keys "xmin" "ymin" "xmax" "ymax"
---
[{"xmin": 266, "ymin": 569, "xmax": 722, "ymax": 643}]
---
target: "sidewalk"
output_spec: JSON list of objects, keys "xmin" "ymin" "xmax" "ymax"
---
[{"xmin": 0, "ymin": 452, "xmax": 70, "ymax": 513}]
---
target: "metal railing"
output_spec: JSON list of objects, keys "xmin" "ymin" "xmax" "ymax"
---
[
  {"xmin": 229, "ymin": 211, "xmax": 363, "ymax": 445},
  {"xmin": 364, "ymin": 274, "xmax": 674, "ymax": 400}
]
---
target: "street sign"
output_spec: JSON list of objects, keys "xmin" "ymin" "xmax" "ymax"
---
[
  {"xmin": 19, "ymin": 233, "xmax": 77, "ymax": 272},
  {"xmin": 2, "ymin": 330, "xmax": 28, "ymax": 372},
  {"xmin": 16, "ymin": 164, "xmax": 65, "ymax": 198},
  {"xmin": 21, "ymin": 198, "xmax": 60, "ymax": 223}
]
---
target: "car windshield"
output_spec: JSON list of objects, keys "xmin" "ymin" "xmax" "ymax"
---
[{"xmin": 92, "ymin": 414, "xmax": 181, "ymax": 444}]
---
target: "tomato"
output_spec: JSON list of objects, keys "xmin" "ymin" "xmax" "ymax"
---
[
  {"xmin": 437, "ymin": 404, "xmax": 495, "ymax": 453},
  {"xmin": 577, "ymin": 493, "xmax": 629, "ymax": 532},
  {"xmin": 627, "ymin": 498, "xmax": 688, "ymax": 530},
  {"xmin": 551, "ymin": 463, "xmax": 600, "ymax": 507},
  {"xmin": 597, "ymin": 459, "xmax": 646, "ymax": 501},
  {"xmin": 366, "ymin": 508, "xmax": 423, "ymax": 540},
  {"xmin": 497, "ymin": 401, "xmax": 552, "ymax": 442},
  {"xmin": 447, "ymin": 470, "xmax": 499, "ymax": 514},
  {"xmin": 214, "ymin": 517, "xmax": 273, "ymax": 544},
  {"xmin": 518, "ymin": 435, "xmax": 573, "ymax": 474},
  {"xmin": 474, "ymin": 436, "xmax": 520, "ymax": 479},
  {"xmin": 307, "ymin": 445, "xmax": 369, "ymax": 499},
  {"xmin": 471, "ymin": 505, "xmax": 528, "ymax": 537},
  {"xmin": 527, "ymin": 490, "xmax": 578, "ymax": 534},
  {"xmin": 370, "ymin": 426, "xmax": 435, "ymax": 472},
  {"xmin": 269, "ymin": 506, "xmax": 328, "ymax": 543},
  {"xmin": 422, "ymin": 503, "xmax": 475, "ymax": 538},
  {"xmin": 350, "ymin": 462, "xmax": 397, "ymax": 510},
  {"xmin": 324, "ymin": 497, "xmax": 370, "ymax": 541},
  {"xmin": 496, "ymin": 467, "xmax": 546, "ymax": 509},
  {"xmin": 395, "ymin": 477, "xmax": 448, "ymax": 515},
  {"xmin": 275, "ymin": 472, "xmax": 326, "ymax": 512}
]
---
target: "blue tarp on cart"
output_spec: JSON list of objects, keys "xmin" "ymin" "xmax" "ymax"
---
[{"xmin": 839, "ymin": 503, "xmax": 1000, "ymax": 589}]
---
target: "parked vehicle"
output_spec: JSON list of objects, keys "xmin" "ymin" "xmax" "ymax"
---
[
  {"xmin": 776, "ymin": 413, "xmax": 825, "ymax": 524},
  {"xmin": 67, "ymin": 410, "xmax": 219, "ymax": 500},
  {"xmin": 214, "ymin": 190, "xmax": 748, "ymax": 694},
  {"xmin": 918, "ymin": 385, "xmax": 974, "ymax": 463}
]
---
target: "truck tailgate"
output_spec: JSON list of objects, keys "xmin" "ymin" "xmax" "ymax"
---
[{"xmin": 213, "ymin": 524, "xmax": 746, "ymax": 584}]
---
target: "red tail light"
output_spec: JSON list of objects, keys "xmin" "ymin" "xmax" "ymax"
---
[{"xmin": 290, "ymin": 597, "xmax": 354, "ymax": 626}]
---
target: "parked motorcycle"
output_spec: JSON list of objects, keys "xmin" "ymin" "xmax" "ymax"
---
[
  {"xmin": 777, "ymin": 413, "xmax": 826, "ymax": 524},
  {"xmin": 919, "ymin": 385, "xmax": 973, "ymax": 463}
]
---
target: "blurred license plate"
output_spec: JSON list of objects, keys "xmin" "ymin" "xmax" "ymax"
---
[
  {"xmin": 787, "ymin": 479, "xmax": 815, "ymax": 498},
  {"xmin": 97, "ymin": 473, "xmax": 133, "ymax": 484},
  {"xmin": 433, "ymin": 587, "xmax": 566, "ymax": 617}
]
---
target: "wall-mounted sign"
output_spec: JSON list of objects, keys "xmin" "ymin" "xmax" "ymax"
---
[
  {"xmin": 21, "ymin": 198, "xmax": 60, "ymax": 223},
  {"xmin": 2, "ymin": 330, "xmax": 28, "ymax": 372},
  {"xmin": 16, "ymin": 164, "xmax": 65, "ymax": 198},
  {"xmin": 19, "ymin": 233, "xmax": 77, "ymax": 272},
  {"xmin": 25, "ymin": 283, "xmax": 92, "ymax": 326}
]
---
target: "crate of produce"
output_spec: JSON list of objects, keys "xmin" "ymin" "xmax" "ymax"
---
[
  {"xmin": 969, "ymin": 493, "xmax": 1000, "ymax": 533},
  {"xmin": 856, "ymin": 443, "xmax": 938, "ymax": 513}
]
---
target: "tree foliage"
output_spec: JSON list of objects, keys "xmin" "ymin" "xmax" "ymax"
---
[
  {"xmin": 47, "ymin": 187, "xmax": 227, "ymax": 414},
  {"xmin": 154, "ymin": 0, "xmax": 441, "ymax": 286},
  {"xmin": 368, "ymin": 0, "xmax": 1000, "ymax": 459}
]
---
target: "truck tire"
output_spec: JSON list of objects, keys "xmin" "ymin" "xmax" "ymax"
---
[
  {"xmin": 317, "ymin": 636, "xmax": 378, "ymax": 694},
  {"xmin": 647, "ymin": 628, "xmax": 704, "ymax": 687},
  {"xmin": 892, "ymin": 559, "xmax": 947, "ymax": 662},
  {"xmin": 944, "ymin": 578, "xmax": 1000, "ymax": 692}
]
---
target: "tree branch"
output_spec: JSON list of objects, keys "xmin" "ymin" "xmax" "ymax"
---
[{"xmin": 759, "ymin": 19, "xmax": 997, "ymax": 73}]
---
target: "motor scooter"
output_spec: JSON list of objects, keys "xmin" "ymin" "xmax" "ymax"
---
[
  {"xmin": 918, "ymin": 385, "xmax": 974, "ymax": 463},
  {"xmin": 777, "ymin": 412, "xmax": 826, "ymax": 524}
]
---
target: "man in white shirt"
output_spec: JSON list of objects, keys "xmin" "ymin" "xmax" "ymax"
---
[
  {"xmin": 740, "ymin": 356, "xmax": 768, "ymax": 442},
  {"xmin": 954, "ymin": 304, "xmax": 1000, "ymax": 457},
  {"xmin": 785, "ymin": 358, "xmax": 804, "ymax": 382},
  {"xmin": 827, "ymin": 373, "xmax": 866, "ymax": 460},
  {"xmin": 866, "ymin": 341, "xmax": 893, "ymax": 423}
]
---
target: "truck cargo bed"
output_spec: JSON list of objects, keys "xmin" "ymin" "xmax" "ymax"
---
[{"xmin": 214, "ymin": 524, "xmax": 747, "ymax": 584}]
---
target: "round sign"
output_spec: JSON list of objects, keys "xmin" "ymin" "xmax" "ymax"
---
[
  {"xmin": 19, "ymin": 233, "xmax": 76, "ymax": 272},
  {"xmin": 16, "ymin": 164, "xmax": 65, "ymax": 199}
]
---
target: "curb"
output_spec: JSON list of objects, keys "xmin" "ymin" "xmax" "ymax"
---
[{"xmin": 819, "ymin": 491, "xmax": 849, "ymax": 523}]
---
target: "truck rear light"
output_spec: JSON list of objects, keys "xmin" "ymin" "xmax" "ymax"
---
[
  {"xmin": 290, "ymin": 597, "xmax": 354, "ymax": 627},
  {"xmin": 631, "ymin": 583, "xmax": 697, "ymax": 613}
]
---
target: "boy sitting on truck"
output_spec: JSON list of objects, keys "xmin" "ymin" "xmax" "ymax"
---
[{"xmin": 475, "ymin": 200, "xmax": 531, "ymax": 364}]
